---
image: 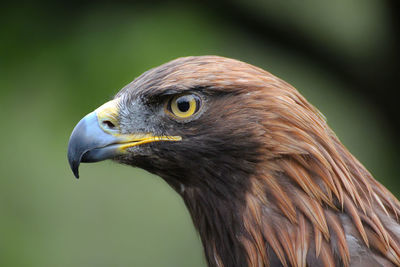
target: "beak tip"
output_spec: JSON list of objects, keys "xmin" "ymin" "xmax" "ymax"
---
[
  {"xmin": 73, "ymin": 168, "xmax": 80, "ymax": 179},
  {"xmin": 68, "ymin": 156, "xmax": 81, "ymax": 179}
]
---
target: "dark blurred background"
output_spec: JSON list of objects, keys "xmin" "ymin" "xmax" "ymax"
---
[{"xmin": 0, "ymin": 0, "xmax": 398, "ymax": 266}]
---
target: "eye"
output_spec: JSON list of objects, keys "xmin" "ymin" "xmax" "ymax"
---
[{"xmin": 166, "ymin": 93, "xmax": 201, "ymax": 119}]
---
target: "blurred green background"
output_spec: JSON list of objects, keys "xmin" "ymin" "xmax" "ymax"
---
[{"xmin": 0, "ymin": 0, "xmax": 398, "ymax": 266}]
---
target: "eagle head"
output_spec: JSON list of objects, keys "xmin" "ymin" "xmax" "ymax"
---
[
  {"xmin": 68, "ymin": 56, "xmax": 274, "ymax": 194},
  {"xmin": 67, "ymin": 56, "xmax": 400, "ymax": 267}
]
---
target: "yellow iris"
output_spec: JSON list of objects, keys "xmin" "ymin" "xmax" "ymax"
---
[{"xmin": 169, "ymin": 94, "xmax": 198, "ymax": 118}]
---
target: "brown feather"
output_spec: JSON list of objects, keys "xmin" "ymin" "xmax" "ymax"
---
[
  {"xmin": 111, "ymin": 56, "xmax": 400, "ymax": 266},
  {"xmin": 325, "ymin": 210, "xmax": 350, "ymax": 266}
]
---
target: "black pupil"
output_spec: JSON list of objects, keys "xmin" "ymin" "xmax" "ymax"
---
[{"xmin": 176, "ymin": 96, "xmax": 191, "ymax": 112}]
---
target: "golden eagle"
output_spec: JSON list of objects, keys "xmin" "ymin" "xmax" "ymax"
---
[{"xmin": 68, "ymin": 56, "xmax": 400, "ymax": 267}]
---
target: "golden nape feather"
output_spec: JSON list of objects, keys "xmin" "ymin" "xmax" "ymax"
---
[{"xmin": 68, "ymin": 56, "xmax": 400, "ymax": 267}]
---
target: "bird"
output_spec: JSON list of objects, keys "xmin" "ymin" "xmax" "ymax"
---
[{"xmin": 68, "ymin": 56, "xmax": 400, "ymax": 267}]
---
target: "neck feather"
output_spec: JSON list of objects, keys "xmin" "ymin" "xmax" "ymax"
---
[
  {"xmin": 179, "ymin": 134, "xmax": 400, "ymax": 267},
  {"xmin": 181, "ymin": 186, "xmax": 249, "ymax": 267}
]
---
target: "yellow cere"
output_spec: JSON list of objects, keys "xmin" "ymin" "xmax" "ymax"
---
[
  {"xmin": 170, "ymin": 94, "xmax": 197, "ymax": 118},
  {"xmin": 96, "ymin": 98, "xmax": 121, "ymax": 133}
]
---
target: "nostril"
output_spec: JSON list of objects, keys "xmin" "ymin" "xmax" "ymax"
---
[{"xmin": 102, "ymin": 120, "xmax": 116, "ymax": 129}]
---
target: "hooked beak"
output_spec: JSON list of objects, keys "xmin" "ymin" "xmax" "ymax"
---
[{"xmin": 67, "ymin": 99, "xmax": 181, "ymax": 179}]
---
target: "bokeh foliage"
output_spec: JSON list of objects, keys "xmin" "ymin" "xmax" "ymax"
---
[{"xmin": 0, "ymin": 1, "xmax": 398, "ymax": 266}]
